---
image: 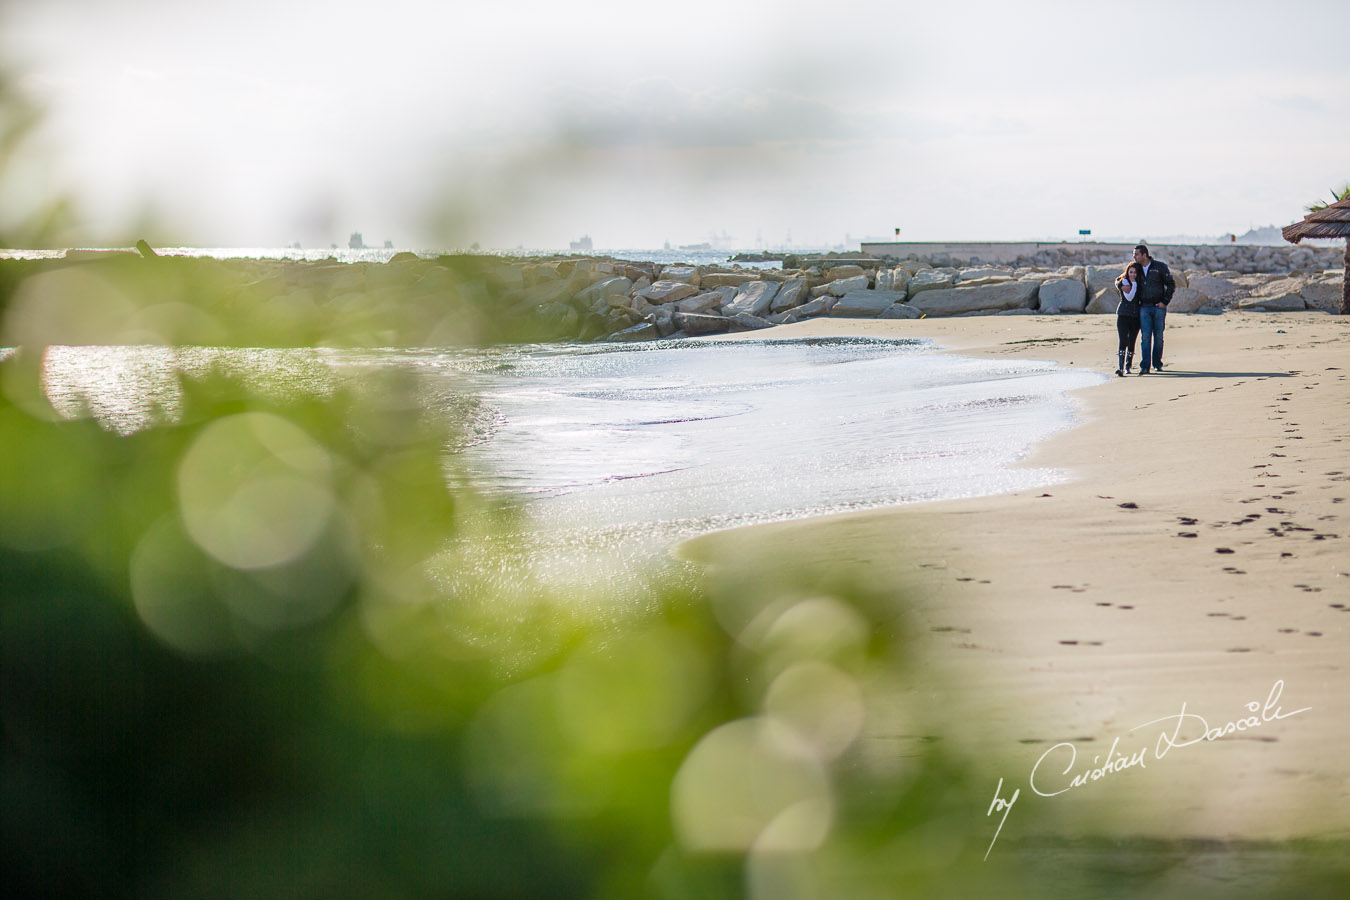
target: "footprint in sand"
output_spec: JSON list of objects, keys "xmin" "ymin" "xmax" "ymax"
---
[
  {"xmin": 1227, "ymin": 648, "xmax": 1253, "ymax": 653},
  {"xmin": 1215, "ymin": 547, "xmax": 1236, "ymax": 554},
  {"xmin": 1117, "ymin": 502, "xmax": 1139, "ymax": 509}
]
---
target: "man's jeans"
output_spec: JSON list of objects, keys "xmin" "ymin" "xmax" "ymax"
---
[{"xmin": 1139, "ymin": 305, "xmax": 1166, "ymax": 370}]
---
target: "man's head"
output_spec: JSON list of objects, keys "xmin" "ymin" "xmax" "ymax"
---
[{"xmin": 1133, "ymin": 244, "xmax": 1151, "ymax": 264}]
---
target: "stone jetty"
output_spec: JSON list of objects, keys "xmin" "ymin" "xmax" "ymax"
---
[
  {"xmin": 492, "ymin": 242, "xmax": 1344, "ymax": 343},
  {"xmin": 0, "ymin": 243, "xmax": 1342, "ymax": 348}
]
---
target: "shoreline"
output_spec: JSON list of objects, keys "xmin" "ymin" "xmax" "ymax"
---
[{"xmin": 678, "ymin": 311, "xmax": 1350, "ymax": 842}]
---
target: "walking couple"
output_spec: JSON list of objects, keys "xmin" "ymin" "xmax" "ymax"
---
[{"xmin": 1114, "ymin": 243, "xmax": 1175, "ymax": 376}]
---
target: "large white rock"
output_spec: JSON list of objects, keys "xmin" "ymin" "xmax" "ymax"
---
[
  {"xmin": 700, "ymin": 272, "xmax": 760, "ymax": 289},
  {"xmin": 769, "ymin": 278, "xmax": 809, "ymax": 312},
  {"xmin": 723, "ymin": 280, "xmax": 782, "ymax": 317},
  {"xmin": 826, "ymin": 274, "xmax": 870, "ymax": 296},
  {"xmin": 1085, "ymin": 265, "xmax": 1125, "ymax": 294},
  {"xmin": 957, "ymin": 266, "xmax": 1011, "ymax": 282},
  {"xmin": 1086, "ymin": 286, "xmax": 1120, "ymax": 314},
  {"xmin": 1239, "ymin": 291, "xmax": 1306, "ymax": 311},
  {"xmin": 658, "ymin": 265, "xmax": 701, "ymax": 286},
  {"xmin": 1185, "ymin": 273, "xmax": 1242, "ymax": 299},
  {"xmin": 676, "ymin": 312, "xmax": 730, "ymax": 335},
  {"xmin": 875, "ymin": 267, "xmax": 912, "ymax": 293},
  {"xmin": 825, "ymin": 264, "xmax": 866, "ymax": 280},
  {"xmin": 828, "ymin": 289, "xmax": 907, "ymax": 317},
  {"xmin": 1301, "ymin": 275, "xmax": 1344, "ymax": 312},
  {"xmin": 878, "ymin": 303, "xmax": 922, "ymax": 319},
  {"xmin": 908, "ymin": 280, "xmax": 1039, "ymax": 316},
  {"xmin": 1037, "ymin": 278, "xmax": 1087, "ymax": 313},
  {"xmin": 791, "ymin": 296, "xmax": 829, "ymax": 318},
  {"xmin": 578, "ymin": 276, "xmax": 634, "ymax": 304},
  {"xmin": 1236, "ymin": 276, "xmax": 1309, "ymax": 311},
  {"xmin": 1167, "ymin": 286, "xmax": 1209, "ymax": 313},
  {"xmin": 955, "ymin": 266, "xmax": 1014, "ymax": 287},
  {"xmin": 728, "ymin": 312, "xmax": 775, "ymax": 331},
  {"xmin": 906, "ymin": 269, "xmax": 957, "ymax": 295},
  {"xmin": 677, "ymin": 291, "xmax": 725, "ymax": 314},
  {"xmin": 1233, "ymin": 274, "xmax": 1283, "ymax": 291},
  {"xmin": 628, "ymin": 295, "xmax": 659, "ymax": 316},
  {"xmin": 641, "ymin": 280, "xmax": 701, "ymax": 303}
]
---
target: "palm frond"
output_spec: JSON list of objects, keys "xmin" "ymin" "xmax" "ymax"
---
[{"xmin": 1307, "ymin": 183, "xmax": 1350, "ymax": 212}]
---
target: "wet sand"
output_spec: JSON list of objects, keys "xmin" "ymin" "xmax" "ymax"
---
[{"xmin": 681, "ymin": 311, "xmax": 1350, "ymax": 842}]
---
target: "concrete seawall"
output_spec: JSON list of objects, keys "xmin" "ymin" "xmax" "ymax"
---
[
  {"xmin": 862, "ymin": 241, "xmax": 1141, "ymax": 264},
  {"xmin": 860, "ymin": 240, "xmax": 1342, "ymax": 275}
]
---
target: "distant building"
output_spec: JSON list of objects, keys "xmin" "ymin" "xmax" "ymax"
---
[
  {"xmin": 569, "ymin": 235, "xmax": 593, "ymax": 252},
  {"xmin": 349, "ymin": 232, "xmax": 366, "ymax": 249}
]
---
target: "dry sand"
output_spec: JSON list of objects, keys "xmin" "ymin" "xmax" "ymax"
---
[{"xmin": 680, "ymin": 311, "xmax": 1350, "ymax": 843}]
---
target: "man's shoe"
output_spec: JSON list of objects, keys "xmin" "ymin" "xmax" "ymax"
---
[
  {"xmin": 1139, "ymin": 369, "xmax": 1150, "ymax": 375},
  {"xmin": 1115, "ymin": 368, "xmax": 1124, "ymax": 376}
]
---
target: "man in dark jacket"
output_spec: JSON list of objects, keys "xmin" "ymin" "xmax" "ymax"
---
[{"xmin": 1132, "ymin": 244, "xmax": 1174, "ymax": 373}]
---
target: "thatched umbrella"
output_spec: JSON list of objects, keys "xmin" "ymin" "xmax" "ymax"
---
[{"xmin": 1282, "ymin": 195, "xmax": 1350, "ymax": 315}]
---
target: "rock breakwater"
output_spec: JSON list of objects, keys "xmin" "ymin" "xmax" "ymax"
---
[{"xmin": 0, "ymin": 246, "xmax": 1342, "ymax": 349}]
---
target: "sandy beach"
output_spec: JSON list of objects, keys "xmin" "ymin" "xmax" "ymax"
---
[{"xmin": 681, "ymin": 311, "xmax": 1350, "ymax": 844}]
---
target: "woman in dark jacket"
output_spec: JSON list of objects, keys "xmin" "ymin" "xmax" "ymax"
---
[{"xmin": 1113, "ymin": 263, "xmax": 1142, "ymax": 376}]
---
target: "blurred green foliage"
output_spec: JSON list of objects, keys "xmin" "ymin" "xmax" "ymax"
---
[
  {"xmin": 0, "ymin": 252, "xmax": 556, "ymax": 348},
  {"xmin": 3, "ymin": 63, "xmax": 1349, "ymax": 900},
  {"xmin": 0, "ymin": 352, "xmax": 1004, "ymax": 899}
]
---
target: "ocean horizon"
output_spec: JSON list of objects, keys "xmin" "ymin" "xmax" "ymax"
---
[{"xmin": 0, "ymin": 245, "xmax": 795, "ymax": 268}]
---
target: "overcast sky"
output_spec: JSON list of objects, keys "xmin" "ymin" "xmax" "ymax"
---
[{"xmin": 3, "ymin": 0, "xmax": 1348, "ymax": 250}]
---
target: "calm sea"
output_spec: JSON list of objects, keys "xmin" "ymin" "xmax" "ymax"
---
[{"xmin": 24, "ymin": 337, "xmax": 1104, "ymax": 594}]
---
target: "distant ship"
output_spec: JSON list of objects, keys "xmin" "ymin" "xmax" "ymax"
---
[
  {"xmin": 677, "ymin": 231, "xmax": 734, "ymax": 252},
  {"xmin": 569, "ymin": 235, "xmax": 593, "ymax": 252},
  {"xmin": 349, "ymin": 232, "xmax": 366, "ymax": 249}
]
